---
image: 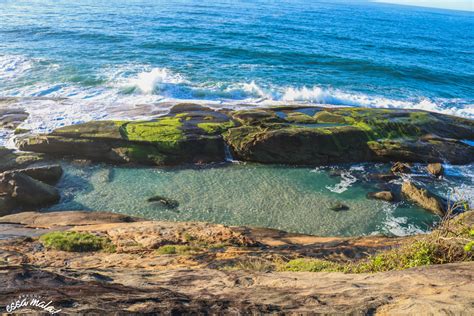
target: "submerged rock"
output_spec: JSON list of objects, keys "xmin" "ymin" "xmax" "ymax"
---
[
  {"xmin": 367, "ymin": 191, "xmax": 395, "ymax": 202},
  {"xmin": 427, "ymin": 163, "xmax": 444, "ymax": 177},
  {"xmin": 147, "ymin": 195, "xmax": 179, "ymax": 209},
  {"xmin": 401, "ymin": 181, "xmax": 445, "ymax": 217},
  {"xmin": 368, "ymin": 173, "xmax": 399, "ymax": 182},
  {"xmin": 330, "ymin": 202, "xmax": 349, "ymax": 212}
]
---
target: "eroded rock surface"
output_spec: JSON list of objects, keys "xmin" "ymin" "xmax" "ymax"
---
[
  {"xmin": 0, "ymin": 147, "xmax": 44, "ymax": 172},
  {"xmin": 0, "ymin": 211, "xmax": 472, "ymax": 314},
  {"xmin": 401, "ymin": 181, "xmax": 445, "ymax": 216}
]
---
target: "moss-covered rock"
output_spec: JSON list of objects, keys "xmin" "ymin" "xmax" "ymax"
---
[
  {"xmin": 16, "ymin": 104, "xmax": 231, "ymax": 165},
  {"xmin": 224, "ymin": 124, "xmax": 373, "ymax": 165},
  {"xmin": 0, "ymin": 146, "xmax": 44, "ymax": 172},
  {"xmin": 314, "ymin": 111, "xmax": 347, "ymax": 124},
  {"xmin": 197, "ymin": 121, "xmax": 235, "ymax": 135},
  {"xmin": 284, "ymin": 112, "xmax": 319, "ymax": 124},
  {"xmin": 15, "ymin": 104, "xmax": 474, "ymax": 166}
]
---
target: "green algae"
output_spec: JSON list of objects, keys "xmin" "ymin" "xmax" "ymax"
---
[
  {"xmin": 123, "ymin": 117, "xmax": 185, "ymax": 149},
  {"xmin": 285, "ymin": 112, "xmax": 319, "ymax": 124},
  {"xmin": 314, "ymin": 111, "xmax": 347, "ymax": 124},
  {"xmin": 117, "ymin": 144, "xmax": 167, "ymax": 165},
  {"xmin": 198, "ymin": 121, "xmax": 235, "ymax": 134}
]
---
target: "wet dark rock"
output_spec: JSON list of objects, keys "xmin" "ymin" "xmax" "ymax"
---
[
  {"xmin": 367, "ymin": 191, "xmax": 395, "ymax": 202},
  {"xmin": 368, "ymin": 173, "xmax": 399, "ymax": 182},
  {"xmin": 0, "ymin": 108, "xmax": 28, "ymax": 129},
  {"xmin": 147, "ymin": 195, "xmax": 179, "ymax": 209},
  {"xmin": 401, "ymin": 181, "xmax": 445, "ymax": 216},
  {"xmin": 427, "ymin": 163, "xmax": 443, "ymax": 177},
  {"xmin": 15, "ymin": 165, "xmax": 63, "ymax": 185},
  {"xmin": 0, "ymin": 171, "xmax": 60, "ymax": 210},
  {"xmin": 391, "ymin": 162, "xmax": 411, "ymax": 174},
  {"xmin": 0, "ymin": 146, "xmax": 45, "ymax": 172}
]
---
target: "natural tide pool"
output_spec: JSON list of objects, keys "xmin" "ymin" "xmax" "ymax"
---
[{"xmin": 47, "ymin": 162, "xmax": 470, "ymax": 237}]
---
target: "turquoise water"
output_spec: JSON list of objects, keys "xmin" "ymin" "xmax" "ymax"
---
[
  {"xmin": 48, "ymin": 162, "xmax": 451, "ymax": 237},
  {"xmin": 2, "ymin": 1, "xmax": 473, "ymax": 236},
  {"xmin": 0, "ymin": 0, "xmax": 473, "ymax": 136}
]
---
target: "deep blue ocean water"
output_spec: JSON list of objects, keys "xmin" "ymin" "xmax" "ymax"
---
[{"xmin": 0, "ymin": 0, "xmax": 473, "ymax": 129}]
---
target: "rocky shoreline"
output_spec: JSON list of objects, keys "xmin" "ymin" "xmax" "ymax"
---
[
  {"xmin": 13, "ymin": 103, "xmax": 474, "ymax": 166},
  {"xmin": 0, "ymin": 101, "xmax": 473, "ymax": 314},
  {"xmin": 2, "ymin": 102, "xmax": 473, "ymax": 217}
]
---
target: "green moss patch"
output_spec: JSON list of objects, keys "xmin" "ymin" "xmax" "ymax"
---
[
  {"xmin": 40, "ymin": 231, "xmax": 115, "ymax": 252},
  {"xmin": 198, "ymin": 121, "xmax": 235, "ymax": 134},
  {"xmin": 314, "ymin": 111, "xmax": 347, "ymax": 124},
  {"xmin": 280, "ymin": 258, "xmax": 343, "ymax": 272},
  {"xmin": 123, "ymin": 117, "xmax": 185, "ymax": 148},
  {"xmin": 285, "ymin": 112, "xmax": 319, "ymax": 124}
]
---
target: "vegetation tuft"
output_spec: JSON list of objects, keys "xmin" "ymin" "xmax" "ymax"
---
[
  {"xmin": 277, "ymin": 210, "xmax": 474, "ymax": 273},
  {"xmin": 40, "ymin": 231, "xmax": 115, "ymax": 252},
  {"xmin": 156, "ymin": 244, "xmax": 201, "ymax": 255}
]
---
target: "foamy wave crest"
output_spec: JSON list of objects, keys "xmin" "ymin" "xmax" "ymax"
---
[
  {"xmin": 378, "ymin": 203, "xmax": 426, "ymax": 236},
  {"xmin": 2, "ymin": 61, "xmax": 473, "ymax": 127},
  {"xmin": 0, "ymin": 55, "xmax": 34, "ymax": 80},
  {"xmin": 326, "ymin": 171, "xmax": 358, "ymax": 194},
  {"xmin": 280, "ymin": 85, "xmax": 474, "ymax": 118},
  {"xmin": 115, "ymin": 67, "xmax": 187, "ymax": 94}
]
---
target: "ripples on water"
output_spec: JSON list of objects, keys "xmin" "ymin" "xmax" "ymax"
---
[
  {"xmin": 0, "ymin": 0, "xmax": 473, "ymax": 135},
  {"xmin": 47, "ymin": 162, "xmax": 473, "ymax": 237}
]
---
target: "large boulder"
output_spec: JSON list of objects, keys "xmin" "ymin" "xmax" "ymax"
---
[
  {"xmin": 0, "ymin": 171, "xmax": 60, "ymax": 209},
  {"xmin": 225, "ymin": 107, "xmax": 474, "ymax": 165},
  {"xmin": 16, "ymin": 104, "xmax": 233, "ymax": 166},
  {"xmin": 401, "ymin": 181, "xmax": 445, "ymax": 216},
  {"xmin": 14, "ymin": 165, "xmax": 63, "ymax": 185},
  {"xmin": 427, "ymin": 163, "xmax": 444, "ymax": 177}
]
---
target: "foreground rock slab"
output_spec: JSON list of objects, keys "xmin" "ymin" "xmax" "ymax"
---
[{"xmin": 0, "ymin": 211, "xmax": 472, "ymax": 314}]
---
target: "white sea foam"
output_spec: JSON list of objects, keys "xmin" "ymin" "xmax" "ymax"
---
[
  {"xmin": 115, "ymin": 67, "xmax": 187, "ymax": 94},
  {"xmin": 378, "ymin": 203, "xmax": 427, "ymax": 236},
  {"xmin": 1, "ymin": 60, "xmax": 473, "ymax": 146},
  {"xmin": 0, "ymin": 55, "xmax": 34, "ymax": 80},
  {"xmin": 443, "ymin": 164, "xmax": 474, "ymax": 206},
  {"xmin": 326, "ymin": 171, "xmax": 358, "ymax": 194}
]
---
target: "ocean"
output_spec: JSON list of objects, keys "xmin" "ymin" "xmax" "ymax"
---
[
  {"xmin": 1, "ymin": 0, "xmax": 473, "ymax": 236},
  {"xmin": 0, "ymin": 0, "xmax": 473, "ymax": 135}
]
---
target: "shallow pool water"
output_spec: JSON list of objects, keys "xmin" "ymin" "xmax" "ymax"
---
[{"xmin": 45, "ymin": 161, "xmax": 467, "ymax": 237}]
